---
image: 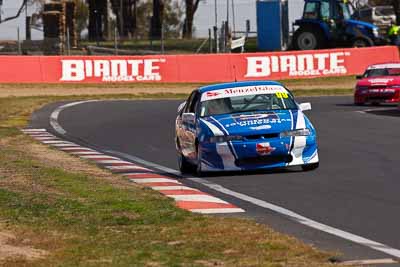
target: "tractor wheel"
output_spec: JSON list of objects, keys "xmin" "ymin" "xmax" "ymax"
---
[
  {"xmin": 293, "ymin": 28, "xmax": 325, "ymax": 50},
  {"xmin": 352, "ymin": 38, "xmax": 373, "ymax": 48}
]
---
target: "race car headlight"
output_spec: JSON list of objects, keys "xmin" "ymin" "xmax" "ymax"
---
[
  {"xmin": 388, "ymin": 85, "xmax": 400, "ymax": 89},
  {"xmin": 209, "ymin": 135, "xmax": 243, "ymax": 143},
  {"xmin": 280, "ymin": 128, "xmax": 311, "ymax": 138},
  {"xmin": 356, "ymin": 86, "xmax": 369, "ymax": 91}
]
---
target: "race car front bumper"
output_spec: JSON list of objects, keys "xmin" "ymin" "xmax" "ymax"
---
[
  {"xmin": 354, "ymin": 89, "xmax": 400, "ymax": 104},
  {"xmin": 199, "ymin": 137, "xmax": 318, "ymax": 172}
]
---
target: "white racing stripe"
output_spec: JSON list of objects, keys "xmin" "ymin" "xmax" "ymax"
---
[
  {"xmin": 130, "ymin": 178, "xmax": 181, "ymax": 184},
  {"xmin": 167, "ymin": 194, "xmax": 228, "ymax": 204},
  {"xmin": 71, "ymin": 151, "xmax": 103, "ymax": 155},
  {"xmin": 21, "ymin": 128, "xmax": 47, "ymax": 133},
  {"xmin": 30, "ymin": 134, "xmax": 55, "ymax": 137},
  {"xmin": 191, "ymin": 208, "xmax": 246, "ymax": 214},
  {"xmin": 105, "ymin": 165, "xmax": 150, "ymax": 171},
  {"xmin": 80, "ymin": 155, "xmax": 119, "ymax": 160},
  {"xmin": 96, "ymin": 160, "xmax": 132, "ymax": 164},
  {"xmin": 151, "ymin": 186, "xmax": 200, "ymax": 191},
  {"xmin": 50, "ymin": 143, "xmax": 79, "ymax": 147},
  {"xmin": 60, "ymin": 147, "xmax": 94, "ymax": 151},
  {"xmin": 41, "ymin": 140, "xmax": 65, "ymax": 144}
]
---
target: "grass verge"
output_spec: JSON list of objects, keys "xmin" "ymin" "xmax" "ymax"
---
[
  {"xmin": 0, "ymin": 94, "xmax": 342, "ymax": 266},
  {"xmin": 0, "ymin": 75, "xmax": 356, "ymax": 98}
]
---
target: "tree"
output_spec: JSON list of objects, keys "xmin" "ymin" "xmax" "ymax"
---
[
  {"xmin": 150, "ymin": 0, "xmax": 164, "ymax": 39},
  {"xmin": 182, "ymin": 0, "xmax": 201, "ymax": 39},
  {"xmin": 76, "ymin": 0, "xmax": 89, "ymax": 38},
  {"xmin": 87, "ymin": 0, "xmax": 107, "ymax": 41},
  {"xmin": 0, "ymin": 0, "xmax": 27, "ymax": 24}
]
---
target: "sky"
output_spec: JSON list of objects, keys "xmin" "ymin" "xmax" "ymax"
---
[{"xmin": 0, "ymin": 0, "xmax": 305, "ymax": 41}]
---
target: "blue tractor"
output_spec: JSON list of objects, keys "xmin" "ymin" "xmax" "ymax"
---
[{"xmin": 292, "ymin": 0, "xmax": 386, "ymax": 50}]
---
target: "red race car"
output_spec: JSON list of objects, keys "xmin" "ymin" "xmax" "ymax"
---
[{"xmin": 354, "ymin": 62, "xmax": 400, "ymax": 105}]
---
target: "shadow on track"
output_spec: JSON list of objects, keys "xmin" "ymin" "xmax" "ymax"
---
[{"xmin": 365, "ymin": 108, "xmax": 400, "ymax": 118}]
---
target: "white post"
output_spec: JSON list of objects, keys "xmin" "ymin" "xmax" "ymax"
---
[{"xmin": 17, "ymin": 27, "xmax": 21, "ymax": 55}]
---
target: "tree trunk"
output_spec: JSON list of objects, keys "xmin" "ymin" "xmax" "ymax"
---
[
  {"xmin": 393, "ymin": 0, "xmax": 400, "ymax": 25},
  {"xmin": 183, "ymin": 0, "xmax": 200, "ymax": 39},
  {"xmin": 88, "ymin": 0, "xmax": 107, "ymax": 41},
  {"xmin": 150, "ymin": 0, "xmax": 164, "ymax": 39}
]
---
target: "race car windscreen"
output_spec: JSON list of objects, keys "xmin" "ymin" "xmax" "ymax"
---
[
  {"xmin": 200, "ymin": 92, "xmax": 297, "ymax": 117},
  {"xmin": 364, "ymin": 68, "xmax": 400, "ymax": 77}
]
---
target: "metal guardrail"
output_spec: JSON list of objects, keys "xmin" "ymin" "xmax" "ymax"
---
[{"xmin": 86, "ymin": 45, "xmax": 159, "ymax": 56}]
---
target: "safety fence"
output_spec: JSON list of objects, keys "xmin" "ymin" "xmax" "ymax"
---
[{"xmin": 0, "ymin": 46, "xmax": 398, "ymax": 83}]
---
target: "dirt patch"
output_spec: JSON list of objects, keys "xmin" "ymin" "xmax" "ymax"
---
[{"xmin": 0, "ymin": 229, "xmax": 47, "ymax": 261}]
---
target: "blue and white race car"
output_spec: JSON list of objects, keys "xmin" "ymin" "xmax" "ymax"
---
[{"xmin": 175, "ymin": 81, "xmax": 319, "ymax": 176}]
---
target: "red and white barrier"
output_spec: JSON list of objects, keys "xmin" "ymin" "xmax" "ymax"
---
[{"xmin": 1, "ymin": 46, "xmax": 399, "ymax": 83}]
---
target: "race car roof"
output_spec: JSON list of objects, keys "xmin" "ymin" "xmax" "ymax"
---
[
  {"xmin": 367, "ymin": 62, "xmax": 400, "ymax": 70},
  {"xmin": 197, "ymin": 81, "xmax": 284, "ymax": 94}
]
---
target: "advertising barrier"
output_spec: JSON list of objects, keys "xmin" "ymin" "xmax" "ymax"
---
[{"xmin": 0, "ymin": 46, "xmax": 399, "ymax": 83}]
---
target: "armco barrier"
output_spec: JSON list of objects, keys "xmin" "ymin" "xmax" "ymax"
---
[{"xmin": 0, "ymin": 46, "xmax": 399, "ymax": 83}]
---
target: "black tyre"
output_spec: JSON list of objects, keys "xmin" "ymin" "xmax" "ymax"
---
[
  {"xmin": 293, "ymin": 28, "xmax": 325, "ymax": 50},
  {"xmin": 352, "ymin": 38, "xmax": 373, "ymax": 48},
  {"xmin": 178, "ymin": 153, "xmax": 192, "ymax": 174},
  {"xmin": 196, "ymin": 144, "xmax": 206, "ymax": 177},
  {"xmin": 301, "ymin": 162, "xmax": 319, "ymax": 171}
]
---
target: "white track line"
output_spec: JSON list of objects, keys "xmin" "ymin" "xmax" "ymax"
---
[
  {"xmin": 51, "ymin": 101, "xmax": 400, "ymax": 259},
  {"xmin": 50, "ymin": 100, "xmax": 99, "ymax": 135}
]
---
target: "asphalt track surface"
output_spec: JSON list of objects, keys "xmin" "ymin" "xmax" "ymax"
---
[{"xmin": 30, "ymin": 96, "xmax": 400, "ymax": 264}]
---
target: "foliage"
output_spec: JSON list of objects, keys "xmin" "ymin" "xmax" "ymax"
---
[
  {"xmin": 76, "ymin": 0, "xmax": 89, "ymax": 38},
  {"xmin": 134, "ymin": 0, "xmax": 183, "ymax": 39}
]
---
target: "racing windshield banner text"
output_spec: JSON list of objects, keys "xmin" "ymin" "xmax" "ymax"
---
[{"xmin": 0, "ymin": 46, "xmax": 398, "ymax": 83}]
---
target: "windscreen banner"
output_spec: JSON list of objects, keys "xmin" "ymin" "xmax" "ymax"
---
[{"xmin": 0, "ymin": 46, "xmax": 398, "ymax": 83}]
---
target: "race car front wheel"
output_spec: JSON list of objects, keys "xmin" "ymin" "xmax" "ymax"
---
[
  {"xmin": 196, "ymin": 144, "xmax": 205, "ymax": 177},
  {"xmin": 301, "ymin": 162, "xmax": 319, "ymax": 171},
  {"xmin": 178, "ymin": 153, "xmax": 192, "ymax": 174}
]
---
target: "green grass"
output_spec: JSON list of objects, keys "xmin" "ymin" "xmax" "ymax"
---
[{"xmin": 0, "ymin": 94, "xmax": 341, "ymax": 266}]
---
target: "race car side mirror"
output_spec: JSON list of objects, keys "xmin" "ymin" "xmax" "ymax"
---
[
  {"xmin": 356, "ymin": 75, "xmax": 363, "ymax": 80},
  {"xmin": 299, "ymin": 103, "xmax": 312, "ymax": 111},
  {"xmin": 182, "ymin": 113, "xmax": 195, "ymax": 124},
  {"xmin": 177, "ymin": 101, "xmax": 186, "ymax": 113}
]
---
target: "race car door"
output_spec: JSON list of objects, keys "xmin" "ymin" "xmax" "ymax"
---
[{"xmin": 180, "ymin": 91, "xmax": 200, "ymax": 160}]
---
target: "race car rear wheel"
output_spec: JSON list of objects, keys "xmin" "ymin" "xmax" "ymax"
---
[
  {"xmin": 301, "ymin": 162, "xmax": 319, "ymax": 171},
  {"xmin": 178, "ymin": 153, "xmax": 192, "ymax": 174}
]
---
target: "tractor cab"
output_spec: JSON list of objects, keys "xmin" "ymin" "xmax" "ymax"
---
[{"xmin": 293, "ymin": 0, "xmax": 384, "ymax": 50}]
